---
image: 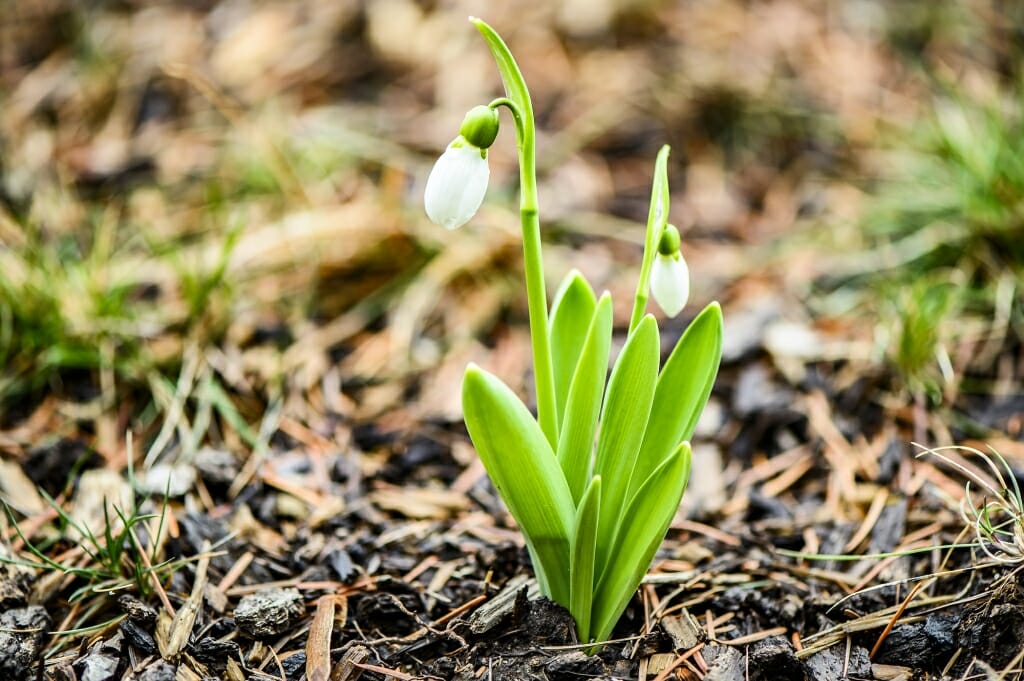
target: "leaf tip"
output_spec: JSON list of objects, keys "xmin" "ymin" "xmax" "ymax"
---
[{"xmin": 463, "ymin": 363, "xmax": 486, "ymax": 390}]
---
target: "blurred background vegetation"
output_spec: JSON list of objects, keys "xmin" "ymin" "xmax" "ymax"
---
[{"xmin": 1, "ymin": 0, "xmax": 1021, "ymax": 454}]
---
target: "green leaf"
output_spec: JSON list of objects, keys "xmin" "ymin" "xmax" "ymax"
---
[
  {"xmin": 629, "ymin": 145, "xmax": 671, "ymax": 333},
  {"xmin": 550, "ymin": 271, "xmax": 598, "ymax": 428},
  {"xmin": 591, "ymin": 442, "xmax": 691, "ymax": 644},
  {"xmin": 570, "ymin": 475, "xmax": 600, "ymax": 644},
  {"xmin": 556, "ymin": 293, "xmax": 612, "ymax": 503},
  {"xmin": 471, "ymin": 18, "xmax": 535, "ymax": 144},
  {"xmin": 592, "ymin": 314, "xmax": 659, "ymax": 578},
  {"xmin": 625, "ymin": 302, "xmax": 722, "ymax": 506},
  {"xmin": 462, "ymin": 365, "xmax": 575, "ymax": 606}
]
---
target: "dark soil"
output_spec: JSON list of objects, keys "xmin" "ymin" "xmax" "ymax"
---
[{"xmin": 3, "ymin": 340, "xmax": 1023, "ymax": 680}]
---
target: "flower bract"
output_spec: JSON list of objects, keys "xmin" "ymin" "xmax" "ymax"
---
[
  {"xmin": 424, "ymin": 137, "xmax": 489, "ymax": 230},
  {"xmin": 651, "ymin": 251, "xmax": 690, "ymax": 317}
]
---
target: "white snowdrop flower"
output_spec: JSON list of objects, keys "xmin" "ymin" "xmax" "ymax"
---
[
  {"xmin": 425, "ymin": 105, "xmax": 500, "ymax": 230},
  {"xmin": 650, "ymin": 224, "xmax": 689, "ymax": 317},
  {"xmin": 424, "ymin": 137, "xmax": 490, "ymax": 230}
]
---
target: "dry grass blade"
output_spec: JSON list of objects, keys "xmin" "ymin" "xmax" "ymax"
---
[
  {"xmin": 158, "ymin": 542, "xmax": 211, "ymax": 659},
  {"xmin": 869, "ymin": 581, "xmax": 927, "ymax": 659}
]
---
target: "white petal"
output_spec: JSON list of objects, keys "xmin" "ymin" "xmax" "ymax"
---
[
  {"xmin": 651, "ymin": 252, "xmax": 690, "ymax": 317},
  {"xmin": 424, "ymin": 140, "xmax": 489, "ymax": 230}
]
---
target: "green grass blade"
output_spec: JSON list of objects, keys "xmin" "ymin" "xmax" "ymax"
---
[
  {"xmin": 592, "ymin": 315, "xmax": 659, "ymax": 578},
  {"xmin": 549, "ymin": 270, "xmax": 598, "ymax": 429},
  {"xmin": 591, "ymin": 442, "xmax": 691, "ymax": 645},
  {"xmin": 626, "ymin": 302, "xmax": 721, "ymax": 505},
  {"xmin": 570, "ymin": 475, "xmax": 601, "ymax": 644},
  {"xmin": 556, "ymin": 293, "xmax": 612, "ymax": 503},
  {"xmin": 462, "ymin": 365, "xmax": 575, "ymax": 606}
]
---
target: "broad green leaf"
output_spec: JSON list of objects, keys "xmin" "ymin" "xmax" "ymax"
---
[
  {"xmin": 462, "ymin": 365, "xmax": 575, "ymax": 606},
  {"xmin": 591, "ymin": 442, "xmax": 691, "ymax": 644},
  {"xmin": 570, "ymin": 475, "xmax": 601, "ymax": 644},
  {"xmin": 625, "ymin": 302, "xmax": 722, "ymax": 506},
  {"xmin": 550, "ymin": 271, "xmax": 598, "ymax": 428},
  {"xmin": 592, "ymin": 315, "xmax": 659, "ymax": 577},
  {"xmin": 556, "ymin": 293, "xmax": 612, "ymax": 503}
]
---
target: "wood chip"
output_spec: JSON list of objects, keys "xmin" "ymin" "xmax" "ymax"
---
[
  {"xmin": 662, "ymin": 610, "xmax": 705, "ymax": 651},
  {"xmin": 332, "ymin": 645, "xmax": 369, "ymax": 681},
  {"xmin": 369, "ymin": 486, "xmax": 468, "ymax": 519},
  {"xmin": 468, "ymin": 575, "xmax": 535, "ymax": 634},
  {"xmin": 307, "ymin": 595, "xmax": 338, "ymax": 681},
  {"xmin": 0, "ymin": 460, "xmax": 45, "ymax": 515}
]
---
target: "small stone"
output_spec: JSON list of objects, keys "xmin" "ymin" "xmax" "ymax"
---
[
  {"xmin": 235, "ymin": 588, "xmax": 305, "ymax": 638},
  {"xmin": 764, "ymin": 320, "xmax": 824, "ymax": 360},
  {"xmin": 721, "ymin": 297, "xmax": 781, "ymax": 361},
  {"xmin": 806, "ymin": 644, "xmax": 871, "ymax": 681},
  {"xmin": 878, "ymin": 614, "xmax": 958, "ymax": 670},
  {"xmin": 281, "ymin": 651, "xmax": 305, "ymax": 680},
  {"xmin": 139, "ymin": 462, "xmax": 196, "ymax": 497},
  {"xmin": 545, "ymin": 651, "xmax": 603, "ymax": 680},
  {"xmin": 748, "ymin": 636, "xmax": 804, "ymax": 681},
  {"xmin": 186, "ymin": 636, "xmax": 240, "ymax": 662},
  {"xmin": 74, "ymin": 636, "xmax": 123, "ymax": 681},
  {"xmin": 0, "ymin": 605, "xmax": 50, "ymax": 681},
  {"xmin": 118, "ymin": 594, "xmax": 158, "ymax": 624},
  {"xmin": 328, "ymin": 548, "xmax": 357, "ymax": 583},
  {"xmin": 138, "ymin": 662, "xmax": 177, "ymax": 681},
  {"xmin": 704, "ymin": 644, "xmax": 745, "ymax": 681},
  {"xmin": 120, "ymin": 619, "xmax": 158, "ymax": 655},
  {"xmin": 194, "ymin": 448, "xmax": 239, "ymax": 486},
  {"xmin": 0, "ymin": 576, "xmax": 27, "ymax": 611},
  {"xmin": 733, "ymin": 363, "xmax": 793, "ymax": 416}
]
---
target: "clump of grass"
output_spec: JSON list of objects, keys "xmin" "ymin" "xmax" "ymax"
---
[
  {"xmin": 865, "ymin": 88, "xmax": 1024, "ymax": 285},
  {"xmin": 815, "ymin": 81, "xmax": 1024, "ymax": 399},
  {"xmin": 0, "ymin": 204, "xmax": 243, "ymax": 420},
  {"xmin": 920, "ymin": 444, "xmax": 1024, "ymax": 565},
  {"xmin": 878, "ymin": 277, "xmax": 957, "ymax": 403},
  {"xmin": 2, "ymin": 489, "xmax": 173, "ymax": 604}
]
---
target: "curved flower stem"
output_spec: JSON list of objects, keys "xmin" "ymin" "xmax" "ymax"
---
[
  {"xmin": 629, "ymin": 145, "xmax": 671, "ymax": 334},
  {"xmin": 476, "ymin": 20, "xmax": 558, "ymax": 447}
]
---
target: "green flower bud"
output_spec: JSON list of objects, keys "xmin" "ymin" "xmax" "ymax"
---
[
  {"xmin": 657, "ymin": 224, "xmax": 681, "ymax": 255},
  {"xmin": 459, "ymin": 105, "xmax": 500, "ymax": 149}
]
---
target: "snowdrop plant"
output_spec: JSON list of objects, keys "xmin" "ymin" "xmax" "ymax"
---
[{"xmin": 425, "ymin": 19, "xmax": 723, "ymax": 646}]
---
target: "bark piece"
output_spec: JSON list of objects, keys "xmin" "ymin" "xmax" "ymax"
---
[
  {"xmin": 0, "ymin": 605, "xmax": 49, "ymax": 681},
  {"xmin": 235, "ymin": 587, "xmax": 305, "ymax": 638}
]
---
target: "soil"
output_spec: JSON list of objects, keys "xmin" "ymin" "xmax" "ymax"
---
[{"xmin": 3, "ymin": 340, "xmax": 1024, "ymax": 680}]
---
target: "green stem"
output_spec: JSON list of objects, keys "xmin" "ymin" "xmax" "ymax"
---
[
  {"xmin": 629, "ymin": 145, "xmax": 671, "ymax": 333},
  {"xmin": 475, "ymin": 20, "xmax": 558, "ymax": 447}
]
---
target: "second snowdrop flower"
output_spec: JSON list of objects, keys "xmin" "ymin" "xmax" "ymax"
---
[{"xmin": 650, "ymin": 224, "xmax": 690, "ymax": 317}]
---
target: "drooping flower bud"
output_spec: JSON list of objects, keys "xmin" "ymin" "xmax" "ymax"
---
[
  {"xmin": 657, "ymin": 223, "xmax": 681, "ymax": 256},
  {"xmin": 651, "ymin": 224, "xmax": 689, "ymax": 317},
  {"xmin": 459, "ymin": 105, "xmax": 500, "ymax": 149},
  {"xmin": 424, "ymin": 136, "xmax": 490, "ymax": 230}
]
